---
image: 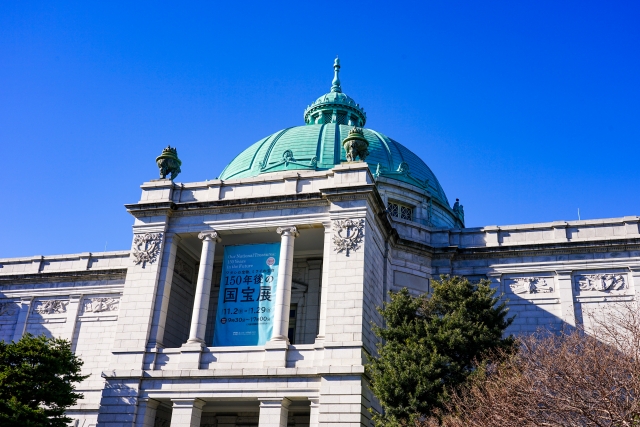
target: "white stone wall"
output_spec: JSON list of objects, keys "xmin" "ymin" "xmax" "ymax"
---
[{"xmin": 72, "ymin": 295, "xmax": 120, "ymax": 406}]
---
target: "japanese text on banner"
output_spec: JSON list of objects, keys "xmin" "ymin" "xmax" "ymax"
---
[{"xmin": 213, "ymin": 243, "xmax": 280, "ymax": 346}]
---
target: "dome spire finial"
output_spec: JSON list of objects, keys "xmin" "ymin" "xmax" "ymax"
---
[{"xmin": 331, "ymin": 56, "xmax": 342, "ymax": 93}]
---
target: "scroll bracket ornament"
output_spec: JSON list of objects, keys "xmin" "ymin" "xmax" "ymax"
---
[
  {"xmin": 198, "ymin": 231, "xmax": 221, "ymax": 242},
  {"xmin": 332, "ymin": 219, "xmax": 365, "ymax": 256},
  {"xmin": 132, "ymin": 233, "xmax": 163, "ymax": 268}
]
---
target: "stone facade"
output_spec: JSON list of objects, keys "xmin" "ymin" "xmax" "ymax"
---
[{"xmin": 1, "ymin": 162, "xmax": 638, "ymax": 427}]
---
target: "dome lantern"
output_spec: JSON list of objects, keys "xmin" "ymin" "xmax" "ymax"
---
[{"xmin": 303, "ymin": 57, "xmax": 367, "ymax": 126}]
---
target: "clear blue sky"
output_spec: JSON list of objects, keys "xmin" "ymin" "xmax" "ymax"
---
[{"xmin": 1, "ymin": 1, "xmax": 639, "ymax": 257}]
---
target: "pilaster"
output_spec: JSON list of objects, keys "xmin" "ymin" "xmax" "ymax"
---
[
  {"xmin": 555, "ymin": 269, "xmax": 576, "ymax": 327},
  {"xmin": 258, "ymin": 398, "xmax": 291, "ymax": 427},
  {"xmin": 135, "ymin": 398, "xmax": 160, "ymax": 427},
  {"xmin": 309, "ymin": 398, "xmax": 320, "ymax": 427},
  {"xmin": 110, "ymin": 213, "xmax": 170, "ymax": 370},
  {"xmin": 61, "ymin": 294, "xmax": 83, "ymax": 343},
  {"xmin": 148, "ymin": 233, "xmax": 182, "ymax": 349},
  {"xmin": 170, "ymin": 398, "xmax": 205, "ymax": 427},
  {"xmin": 12, "ymin": 296, "xmax": 33, "ymax": 342}
]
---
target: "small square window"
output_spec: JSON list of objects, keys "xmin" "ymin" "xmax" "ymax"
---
[
  {"xmin": 400, "ymin": 205, "xmax": 412, "ymax": 220},
  {"xmin": 387, "ymin": 202, "xmax": 399, "ymax": 217},
  {"xmin": 388, "ymin": 201, "xmax": 413, "ymax": 221}
]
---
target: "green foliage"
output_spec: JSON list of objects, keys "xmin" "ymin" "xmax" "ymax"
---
[
  {"xmin": 0, "ymin": 334, "xmax": 88, "ymax": 427},
  {"xmin": 367, "ymin": 276, "xmax": 515, "ymax": 426}
]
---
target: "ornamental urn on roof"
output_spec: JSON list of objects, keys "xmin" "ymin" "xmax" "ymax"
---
[
  {"xmin": 342, "ymin": 127, "xmax": 370, "ymax": 162},
  {"xmin": 156, "ymin": 145, "xmax": 182, "ymax": 180}
]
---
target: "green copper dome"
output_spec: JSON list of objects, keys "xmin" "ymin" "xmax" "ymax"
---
[
  {"xmin": 219, "ymin": 124, "xmax": 450, "ymax": 206},
  {"xmin": 218, "ymin": 59, "xmax": 460, "ymax": 226}
]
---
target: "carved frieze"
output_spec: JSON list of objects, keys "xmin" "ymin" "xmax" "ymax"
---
[
  {"xmin": 509, "ymin": 277, "xmax": 554, "ymax": 294},
  {"xmin": 82, "ymin": 297, "xmax": 119, "ymax": 314},
  {"xmin": 34, "ymin": 300, "xmax": 68, "ymax": 315},
  {"xmin": 576, "ymin": 274, "xmax": 626, "ymax": 293},
  {"xmin": 131, "ymin": 233, "xmax": 163, "ymax": 267},
  {"xmin": 333, "ymin": 218, "xmax": 365, "ymax": 256},
  {"xmin": 0, "ymin": 302, "xmax": 18, "ymax": 317}
]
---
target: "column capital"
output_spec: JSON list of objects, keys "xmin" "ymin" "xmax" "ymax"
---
[
  {"xmin": 277, "ymin": 226, "xmax": 299, "ymax": 237},
  {"xmin": 198, "ymin": 230, "xmax": 221, "ymax": 242},
  {"xmin": 555, "ymin": 269, "xmax": 573, "ymax": 277},
  {"xmin": 171, "ymin": 398, "xmax": 206, "ymax": 410},
  {"xmin": 138, "ymin": 397, "xmax": 161, "ymax": 409},
  {"xmin": 258, "ymin": 397, "xmax": 292, "ymax": 408}
]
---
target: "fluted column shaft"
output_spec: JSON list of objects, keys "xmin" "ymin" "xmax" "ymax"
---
[
  {"xmin": 270, "ymin": 226, "xmax": 298, "ymax": 342},
  {"xmin": 187, "ymin": 231, "xmax": 220, "ymax": 344}
]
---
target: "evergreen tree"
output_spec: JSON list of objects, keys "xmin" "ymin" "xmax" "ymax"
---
[
  {"xmin": 0, "ymin": 334, "xmax": 88, "ymax": 427},
  {"xmin": 367, "ymin": 276, "xmax": 514, "ymax": 426}
]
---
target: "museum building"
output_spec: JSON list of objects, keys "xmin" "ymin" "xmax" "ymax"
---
[{"xmin": 1, "ymin": 59, "xmax": 640, "ymax": 427}]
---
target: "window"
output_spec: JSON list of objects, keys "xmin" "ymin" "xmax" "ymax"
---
[
  {"xmin": 387, "ymin": 201, "xmax": 413, "ymax": 221},
  {"xmin": 288, "ymin": 303, "xmax": 298, "ymax": 344}
]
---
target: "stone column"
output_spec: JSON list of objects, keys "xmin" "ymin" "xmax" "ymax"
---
[
  {"xmin": 269, "ymin": 226, "xmax": 299, "ymax": 344},
  {"xmin": 180, "ymin": 231, "xmax": 220, "ymax": 369},
  {"xmin": 148, "ymin": 233, "xmax": 182, "ymax": 349},
  {"xmin": 308, "ymin": 398, "xmax": 320, "ymax": 427},
  {"xmin": 170, "ymin": 398, "xmax": 205, "ymax": 427},
  {"xmin": 12, "ymin": 296, "xmax": 33, "ymax": 342},
  {"xmin": 316, "ymin": 222, "xmax": 332, "ymax": 342},
  {"xmin": 258, "ymin": 398, "xmax": 291, "ymax": 427},
  {"xmin": 555, "ymin": 269, "xmax": 576, "ymax": 327},
  {"xmin": 135, "ymin": 398, "xmax": 160, "ymax": 427}
]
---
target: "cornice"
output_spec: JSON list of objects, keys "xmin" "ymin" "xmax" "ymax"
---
[
  {"xmin": 125, "ymin": 193, "xmax": 328, "ymax": 218},
  {"xmin": 432, "ymin": 238, "xmax": 640, "ymax": 261},
  {"xmin": 0, "ymin": 269, "xmax": 128, "ymax": 285}
]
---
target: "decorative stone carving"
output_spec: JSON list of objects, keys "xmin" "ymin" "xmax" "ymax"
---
[
  {"xmin": 452, "ymin": 198, "xmax": 465, "ymax": 223},
  {"xmin": 510, "ymin": 277, "xmax": 554, "ymax": 294},
  {"xmin": 333, "ymin": 218, "xmax": 365, "ymax": 256},
  {"xmin": 35, "ymin": 300, "xmax": 68, "ymax": 315},
  {"xmin": 397, "ymin": 161, "xmax": 409, "ymax": 174},
  {"xmin": 156, "ymin": 145, "xmax": 182, "ymax": 180},
  {"xmin": 277, "ymin": 226, "xmax": 299, "ymax": 237},
  {"xmin": 342, "ymin": 127, "xmax": 370, "ymax": 162},
  {"xmin": 82, "ymin": 297, "xmax": 119, "ymax": 314},
  {"xmin": 283, "ymin": 149, "xmax": 294, "ymax": 165},
  {"xmin": 198, "ymin": 231, "xmax": 221, "ymax": 242},
  {"xmin": 132, "ymin": 233, "xmax": 163, "ymax": 267},
  {"xmin": 0, "ymin": 302, "xmax": 17, "ymax": 316},
  {"xmin": 258, "ymin": 149, "xmax": 318, "ymax": 171},
  {"xmin": 576, "ymin": 274, "xmax": 626, "ymax": 292}
]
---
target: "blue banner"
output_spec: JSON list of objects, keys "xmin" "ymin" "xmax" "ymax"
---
[{"xmin": 213, "ymin": 243, "xmax": 280, "ymax": 346}]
